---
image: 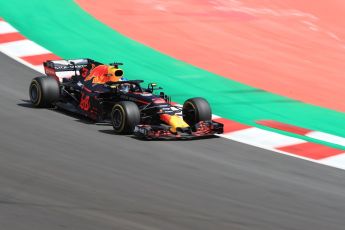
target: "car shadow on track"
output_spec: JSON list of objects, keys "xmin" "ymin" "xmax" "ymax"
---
[
  {"xmin": 19, "ymin": 99, "xmax": 220, "ymax": 141},
  {"xmin": 98, "ymin": 129, "xmax": 129, "ymax": 135},
  {"xmin": 17, "ymin": 100, "xmax": 36, "ymax": 108},
  {"xmin": 98, "ymin": 130, "xmax": 219, "ymax": 141},
  {"xmin": 98, "ymin": 129, "xmax": 220, "ymax": 141},
  {"xmin": 131, "ymin": 134, "xmax": 220, "ymax": 142},
  {"xmin": 18, "ymin": 99, "xmax": 96, "ymax": 125}
]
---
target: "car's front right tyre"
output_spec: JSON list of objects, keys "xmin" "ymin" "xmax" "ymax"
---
[{"xmin": 182, "ymin": 97, "xmax": 212, "ymax": 126}]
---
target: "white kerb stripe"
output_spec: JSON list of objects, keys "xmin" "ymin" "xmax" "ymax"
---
[
  {"xmin": 34, "ymin": 65, "xmax": 45, "ymax": 74},
  {"xmin": 212, "ymin": 114, "xmax": 221, "ymax": 119},
  {"xmin": 307, "ymin": 131, "xmax": 345, "ymax": 147},
  {"xmin": 319, "ymin": 153, "xmax": 345, "ymax": 170},
  {"xmin": 0, "ymin": 21, "xmax": 18, "ymax": 34},
  {"xmin": 0, "ymin": 40, "xmax": 50, "ymax": 57},
  {"xmin": 221, "ymin": 127, "xmax": 306, "ymax": 149}
]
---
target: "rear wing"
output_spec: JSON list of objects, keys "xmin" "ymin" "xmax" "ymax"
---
[
  {"xmin": 43, "ymin": 58, "xmax": 124, "ymax": 81},
  {"xmin": 43, "ymin": 58, "xmax": 100, "ymax": 78}
]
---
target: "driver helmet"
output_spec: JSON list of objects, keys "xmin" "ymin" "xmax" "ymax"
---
[
  {"xmin": 104, "ymin": 66, "xmax": 123, "ymax": 82},
  {"xmin": 119, "ymin": 83, "xmax": 131, "ymax": 93}
]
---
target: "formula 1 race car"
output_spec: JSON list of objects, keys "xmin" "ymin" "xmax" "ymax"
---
[{"xmin": 29, "ymin": 58, "xmax": 223, "ymax": 139}]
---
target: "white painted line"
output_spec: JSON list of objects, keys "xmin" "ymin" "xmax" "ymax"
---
[
  {"xmin": 220, "ymin": 127, "xmax": 306, "ymax": 148},
  {"xmin": 307, "ymin": 131, "xmax": 345, "ymax": 147},
  {"xmin": 0, "ymin": 40, "xmax": 50, "ymax": 57},
  {"xmin": 0, "ymin": 21, "xmax": 18, "ymax": 34},
  {"xmin": 319, "ymin": 153, "xmax": 345, "ymax": 170}
]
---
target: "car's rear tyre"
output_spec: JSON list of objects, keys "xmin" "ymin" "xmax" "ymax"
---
[
  {"xmin": 183, "ymin": 97, "xmax": 212, "ymax": 126},
  {"xmin": 29, "ymin": 76, "xmax": 60, "ymax": 107},
  {"xmin": 111, "ymin": 101, "xmax": 140, "ymax": 134}
]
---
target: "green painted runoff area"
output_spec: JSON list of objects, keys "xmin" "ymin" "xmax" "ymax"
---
[{"xmin": 1, "ymin": 0, "xmax": 345, "ymax": 148}]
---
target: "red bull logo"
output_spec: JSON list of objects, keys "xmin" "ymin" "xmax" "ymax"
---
[{"xmin": 84, "ymin": 65, "xmax": 124, "ymax": 84}]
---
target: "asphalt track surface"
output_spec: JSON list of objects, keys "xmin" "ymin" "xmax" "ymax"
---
[{"xmin": 1, "ymin": 52, "xmax": 345, "ymax": 230}]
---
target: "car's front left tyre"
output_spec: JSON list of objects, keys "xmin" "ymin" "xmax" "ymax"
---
[{"xmin": 111, "ymin": 101, "xmax": 140, "ymax": 134}]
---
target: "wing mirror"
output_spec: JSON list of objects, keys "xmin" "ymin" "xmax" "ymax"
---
[{"xmin": 147, "ymin": 83, "xmax": 162, "ymax": 93}]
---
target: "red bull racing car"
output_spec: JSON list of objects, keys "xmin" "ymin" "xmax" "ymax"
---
[{"xmin": 29, "ymin": 58, "xmax": 223, "ymax": 139}]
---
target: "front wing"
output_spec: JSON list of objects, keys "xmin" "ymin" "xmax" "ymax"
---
[{"xmin": 133, "ymin": 120, "xmax": 224, "ymax": 140}]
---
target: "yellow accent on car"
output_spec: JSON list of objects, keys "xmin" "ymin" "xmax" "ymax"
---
[{"xmin": 168, "ymin": 115, "xmax": 190, "ymax": 133}]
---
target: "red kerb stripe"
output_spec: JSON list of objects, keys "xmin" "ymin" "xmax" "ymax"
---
[
  {"xmin": 0, "ymin": 32, "xmax": 26, "ymax": 43},
  {"xmin": 257, "ymin": 120, "xmax": 312, "ymax": 135},
  {"xmin": 213, "ymin": 118, "xmax": 250, "ymax": 133},
  {"xmin": 21, "ymin": 53, "xmax": 61, "ymax": 65},
  {"xmin": 277, "ymin": 142, "xmax": 344, "ymax": 160}
]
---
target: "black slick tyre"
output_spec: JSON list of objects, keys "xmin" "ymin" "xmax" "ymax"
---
[
  {"xmin": 29, "ymin": 76, "xmax": 60, "ymax": 107},
  {"xmin": 111, "ymin": 101, "xmax": 140, "ymax": 134},
  {"xmin": 182, "ymin": 97, "xmax": 212, "ymax": 126}
]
